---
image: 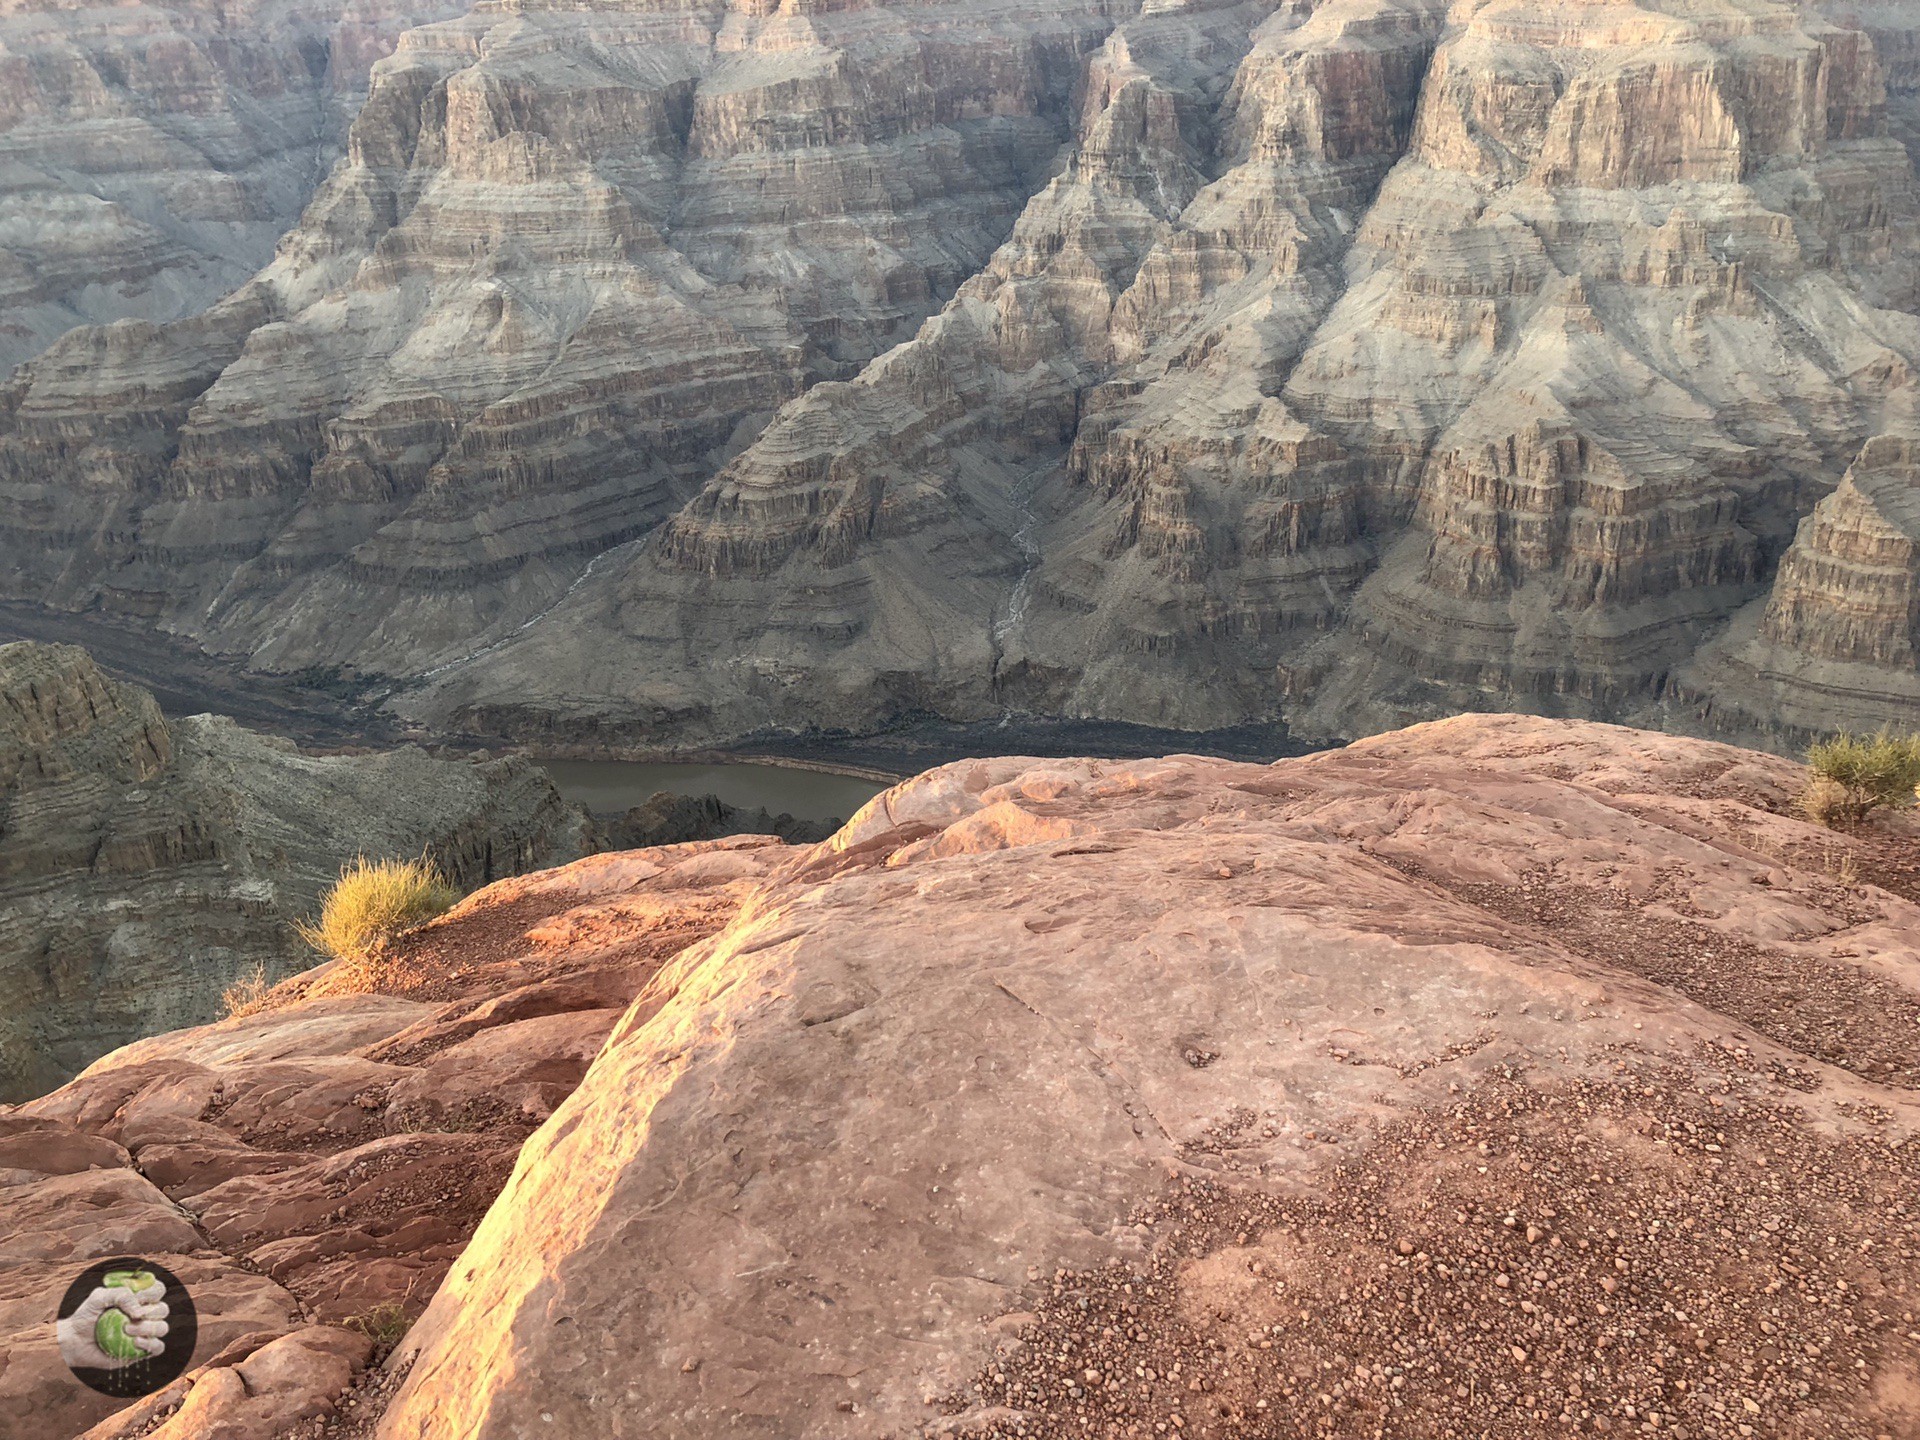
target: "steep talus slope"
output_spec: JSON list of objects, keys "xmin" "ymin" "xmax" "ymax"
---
[
  {"xmin": 416, "ymin": 0, "xmax": 1920, "ymax": 749},
  {"xmin": 0, "ymin": 640, "xmax": 583, "ymax": 1100},
  {"xmin": 0, "ymin": 0, "xmax": 466, "ymax": 372},
  {"xmin": 0, "ymin": 0, "xmax": 1119, "ymax": 673},
  {"xmin": 0, "ymin": 837, "xmax": 783, "ymax": 1439}
]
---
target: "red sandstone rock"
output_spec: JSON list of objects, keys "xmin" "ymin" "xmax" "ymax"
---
[
  {"xmin": 379, "ymin": 716, "xmax": 1920, "ymax": 1440},
  {"xmin": 0, "ymin": 837, "xmax": 783, "ymax": 1439},
  {"xmin": 11, "ymin": 720, "xmax": 1920, "ymax": 1440}
]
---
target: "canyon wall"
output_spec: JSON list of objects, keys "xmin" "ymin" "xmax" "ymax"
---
[
  {"xmin": 0, "ymin": 0, "xmax": 467, "ymax": 371},
  {"xmin": 0, "ymin": 0, "xmax": 1916, "ymax": 749},
  {"xmin": 411, "ymin": 0, "xmax": 1920, "ymax": 749}
]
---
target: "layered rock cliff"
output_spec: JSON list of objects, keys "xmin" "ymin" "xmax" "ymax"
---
[
  {"xmin": 0, "ymin": 641, "xmax": 584, "ymax": 1101},
  {"xmin": 0, "ymin": 0, "xmax": 1112, "ymax": 673},
  {"xmin": 1676, "ymin": 431, "xmax": 1920, "ymax": 740},
  {"xmin": 407, "ymin": 0, "xmax": 1920, "ymax": 749},
  {"xmin": 5, "ymin": 716, "xmax": 1918, "ymax": 1439},
  {"xmin": 0, "ymin": 0, "xmax": 466, "ymax": 372},
  {"xmin": 2, "ymin": 0, "xmax": 1919, "ymax": 749}
]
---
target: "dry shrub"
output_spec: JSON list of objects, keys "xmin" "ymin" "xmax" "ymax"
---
[
  {"xmin": 344, "ymin": 1300, "xmax": 413, "ymax": 1362},
  {"xmin": 219, "ymin": 962, "xmax": 276, "ymax": 1020},
  {"xmin": 1798, "ymin": 730, "xmax": 1920, "ymax": 828},
  {"xmin": 295, "ymin": 855, "xmax": 457, "ymax": 976}
]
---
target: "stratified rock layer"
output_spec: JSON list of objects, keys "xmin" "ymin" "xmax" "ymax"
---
[
  {"xmin": 0, "ymin": 0, "xmax": 465, "ymax": 371},
  {"xmin": 0, "ymin": 0, "xmax": 1112, "ymax": 676},
  {"xmin": 363, "ymin": 714, "xmax": 1920, "ymax": 1440},
  {"xmin": 1677, "ymin": 431, "xmax": 1920, "ymax": 740},
  {"xmin": 0, "ymin": 641, "xmax": 584, "ymax": 1100},
  {"xmin": 4, "ymin": 0, "xmax": 1920, "ymax": 751}
]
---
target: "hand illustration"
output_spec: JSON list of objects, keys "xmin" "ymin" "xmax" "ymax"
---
[{"xmin": 56, "ymin": 1271, "xmax": 170, "ymax": 1370}]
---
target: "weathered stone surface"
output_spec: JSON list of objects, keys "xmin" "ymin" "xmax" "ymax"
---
[
  {"xmin": 6, "ymin": 717, "xmax": 1920, "ymax": 1437},
  {"xmin": 0, "ymin": 641, "xmax": 585, "ymax": 1100},
  {"xmin": 0, "ymin": 835, "xmax": 782, "ymax": 1439},
  {"xmin": 76, "ymin": 1326, "xmax": 376, "ymax": 1440},
  {"xmin": 370, "ymin": 714, "xmax": 1920, "ymax": 1440}
]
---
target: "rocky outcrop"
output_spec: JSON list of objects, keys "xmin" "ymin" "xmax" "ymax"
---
[
  {"xmin": 0, "ymin": 836, "xmax": 784, "ymax": 1438},
  {"xmin": 3, "ymin": 715, "xmax": 1917, "ymax": 1439},
  {"xmin": 8, "ymin": 715, "xmax": 1920, "ymax": 1438},
  {"xmin": 0, "ymin": 641, "xmax": 585, "ymax": 1101},
  {"xmin": 367, "ymin": 714, "xmax": 1920, "ymax": 1440},
  {"xmin": 0, "ymin": 0, "xmax": 465, "ymax": 372}
]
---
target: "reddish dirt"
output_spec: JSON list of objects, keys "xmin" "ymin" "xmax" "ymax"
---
[
  {"xmin": 959, "ymin": 1061, "xmax": 1920, "ymax": 1440},
  {"xmin": 1421, "ymin": 869, "xmax": 1920, "ymax": 1091}
]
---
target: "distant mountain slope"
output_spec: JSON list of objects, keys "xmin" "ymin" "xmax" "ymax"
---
[
  {"xmin": 0, "ymin": 0, "xmax": 1916, "ymax": 751},
  {"xmin": 0, "ymin": 0, "xmax": 466, "ymax": 371}
]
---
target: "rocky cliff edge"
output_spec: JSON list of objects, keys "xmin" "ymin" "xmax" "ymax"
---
[{"xmin": 6, "ymin": 714, "xmax": 1920, "ymax": 1440}]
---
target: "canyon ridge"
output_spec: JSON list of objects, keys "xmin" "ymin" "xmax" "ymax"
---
[{"xmin": 0, "ymin": 0, "xmax": 1911, "ymax": 750}]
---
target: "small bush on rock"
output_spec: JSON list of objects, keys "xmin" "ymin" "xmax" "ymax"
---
[
  {"xmin": 220, "ymin": 962, "xmax": 276, "ymax": 1019},
  {"xmin": 1799, "ymin": 729, "xmax": 1920, "ymax": 827},
  {"xmin": 345, "ymin": 1300, "xmax": 413, "ymax": 1362},
  {"xmin": 296, "ymin": 855, "xmax": 457, "ymax": 967}
]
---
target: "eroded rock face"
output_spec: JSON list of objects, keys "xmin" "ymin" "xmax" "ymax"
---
[
  {"xmin": 0, "ymin": 641, "xmax": 584, "ymax": 1100},
  {"xmin": 3, "ymin": 0, "xmax": 1919, "ymax": 750},
  {"xmin": 0, "ymin": 0, "xmax": 465, "ymax": 372},
  {"xmin": 1677, "ymin": 432, "xmax": 1920, "ymax": 739},
  {"xmin": 405, "ymin": 0, "xmax": 1920, "ymax": 750},
  {"xmin": 0, "ymin": 0, "xmax": 1112, "ymax": 675},
  {"xmin": 370, "ymin": 714, "xmax": 1920, "ymax": 1440},
  {"xmin": 0, "ymin": 837, "xmax": 783, "ymax": 1438}
]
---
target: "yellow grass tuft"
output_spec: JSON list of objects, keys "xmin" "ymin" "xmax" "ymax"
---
[
  {"xmin": 344, "ymin": 1299, "xmax": 414, "ymax": 1362},
  {"xmin": 295, "ymin": 855, "xmax": 458, "ymax": 970}
]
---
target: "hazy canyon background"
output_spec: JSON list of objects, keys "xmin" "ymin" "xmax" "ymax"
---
[{"xmin": 0, "ymin": 0, "xmax": 1915, "ymax": 751}]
